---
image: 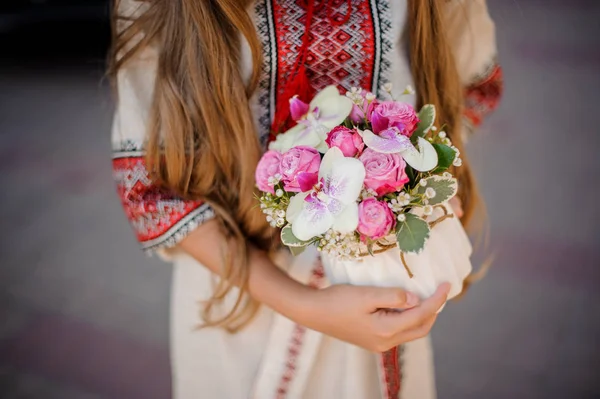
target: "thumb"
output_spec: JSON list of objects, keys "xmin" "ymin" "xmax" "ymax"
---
[{"xmin": 366, "ymin": 287, "xmax": 420, "ymax": 311}]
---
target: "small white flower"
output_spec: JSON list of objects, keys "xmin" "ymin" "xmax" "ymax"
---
[
  {"xmin": 425, "ymin": 187, "xmax": 436, "ymax": 199},
  {"xmin": 397, "ymin": 214, "xmax": 406, "ymax": 222},
  {"xmin": 402, "ymin": 85, "xmax": 415, "ymax": 95},
  {"xmin": 422, "ymin": 198, "xmax": 429, "ymax": 205},
  {"xmin": 423, "ymin": 205, "xmax": 434, "ymax": 216},
  {"xmin": 360, "ymin": 187, "xmax": 378, "ymax": 200},
  {"xmin": 453, "ymin": 157, "xmax": 463, "ymax": 167},
  {"xmin": 431, "ymin": 126, "xmax": 438, "ymax": 132},
  {"xmin": 397, "ymin": 191, "xmax": 411, "ymax": 206},
  {"xmin": 346, "ymin": 91, "xmax": 364, "ymax": 104},
  {"xmin": 383, "ymin": 82, "xmax": 393, "ymax": 92},
  {"xmin": 260, "ymin": 203, "xmax": 266, "ymax": 209},
  {"xmin": 387, "ymin": 198, "xmax": 404, "ymax": 213},
  {"xmin": 275, "ymin": 189, "xmax": 284, "ymax": 197},
  {"xmin": 268, "ymin": 176, "xmax": 280, "ymax": 186},
  {"xmin": 438, "ymin": 131, "xmax": 447, "ymax": 139},
  {"xmin": 419, "ymin": 179, "xmax": 428, "ymax": 187},
  {"xmin": 451, "ymin": 145, "xmax": 460, "ymax": 156},
  {"xmin": 365, "ymin": 92, "xmax": 376, "ymax": 102},
  {"xmin": 443, "ymin": 138, "xmax": 452, "ymax": 146},
  {"xmin": 443, "ymin": 172, "xmax": 453, "ymax": 179}
]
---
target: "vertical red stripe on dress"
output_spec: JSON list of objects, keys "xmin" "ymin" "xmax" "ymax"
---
[
  {"xmin": 381, "ymin": 346, "xmax": 402, "ymax": 399},
  {"xmin": 271, "ymin": 0, "xmax": 377, "ymax": 117},
  {"xmin": 275, "ymin": 258, "xmax": 325, "ymax": 399}
]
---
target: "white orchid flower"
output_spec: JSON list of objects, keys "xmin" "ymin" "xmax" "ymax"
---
[
  {"xmin": 286, "ymin": 147, "xmax": 365, "ymax": 241},
  {"xmin": 269, "ymin": 85, "xmax": 354, "ymax": 153},
  {"xmin": 358, "ymin": 127, "xmax": 439, "ymax": 172}
]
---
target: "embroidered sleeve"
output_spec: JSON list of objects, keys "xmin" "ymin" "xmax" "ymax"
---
[
  {"xmin": 463, "ymin": 62, "xmax": 503, "ymax": 135},
  {"xmin": 443, "ymin": 0, "xmax": 504, "ymax": 136},
  {"xmin": 112, "ymin": 144, "xmax": 215, "ymax": 253}
]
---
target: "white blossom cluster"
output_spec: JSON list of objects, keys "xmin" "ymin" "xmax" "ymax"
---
[
  {"xmin": 259, "ymin": 193, "xmax": 288, "ymax": 228},
  {"xmin": 345, "ymin": 87, "xmax": 364, "ymax": 105},
  {"xmin": 317, "ymin": 229, "xmax": 363, "ymax": 260},
  {"xmin": 359, "ymin": 187, "xmax": 378, "ymax": 200}
]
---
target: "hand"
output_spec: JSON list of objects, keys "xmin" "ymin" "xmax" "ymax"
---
[
  {"xmin": 300, "ymin": 283, "xmax": 451, "ymax": 352},
  {"xmin": 449, "ymin": 196, "xmax": 464, "ymax": 218}
]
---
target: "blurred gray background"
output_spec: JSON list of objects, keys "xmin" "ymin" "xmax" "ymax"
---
[{"xmin": 1, "ymin": 0, "xmax": 599, "ymax": 398}]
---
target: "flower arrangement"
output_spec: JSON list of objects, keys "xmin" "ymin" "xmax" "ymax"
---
[{"xmin": 256, "ymin": 84, "xmax": 463, "ymax": 277}]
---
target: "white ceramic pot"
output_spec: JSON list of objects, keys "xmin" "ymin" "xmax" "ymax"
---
[{"xmin": 320, "ymin": 204, "xmax": 472, "ymax": 310}]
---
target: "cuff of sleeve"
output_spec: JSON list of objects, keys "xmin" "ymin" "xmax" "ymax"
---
[{"xmin": 142, "ymin": 203, "xmax": 216, "ymax": 256}]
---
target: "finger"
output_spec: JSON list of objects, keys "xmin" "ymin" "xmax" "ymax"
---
[
  {"xmin": 366, "ymin": 287, "xmax": 420, "ymax": 311},
  {"xmin": 449, "ymin": 197, "xmax": 464, "ymax": 218},
  {"xmin": 390, "ymin": 283, "xmax": 450, "ymax": 329},
  {"xmin": 393, "ymin": 314, "xmax": 437, "ymax": 344}
]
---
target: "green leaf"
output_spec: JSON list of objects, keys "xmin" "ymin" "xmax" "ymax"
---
[
  {"xmin": 412, "ymin": 104, "xmax": 436, "ymax": 139},
  {"xmin": 395, "ymin": 213, "xmax": 430, "ymax": 254},
  {"xmin": 431, "ymin": 144, "xmax": 456, "ymax": 173},
  {"xmin": 280, "ymin": 225, "xmax": 312, "ymax": 248},
  {"xmin": 289, "ymin": 246, "xmax": 307, "ymax": 256},
  {"xmin": 416, "ymin": 175, "xmax": 458, "ymax": 205}
]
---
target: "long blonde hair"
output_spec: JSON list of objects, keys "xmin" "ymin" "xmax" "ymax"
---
[{"xmin": 109, "ymin": 0, "xmax": 479, "ymax": 331}]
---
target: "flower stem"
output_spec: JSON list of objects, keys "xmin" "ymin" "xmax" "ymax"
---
[{"xmin": 400, "ymin": 252, "xmax": 414, "ymax": 278}]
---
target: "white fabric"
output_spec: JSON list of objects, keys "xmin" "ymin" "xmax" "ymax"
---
[
  {"xmin": 169, "ymin": 247, "xmax": 437, "ymax": 399},
  {"xmin": 322, "ymin": 203, "xmax": 473, "ymax": 304}
]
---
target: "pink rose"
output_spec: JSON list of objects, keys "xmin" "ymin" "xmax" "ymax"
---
[
  {"xmin": 357, "ymin": 198, "xmax": 396, "ymax": 240},
  {"xmin": 349, "ymin": 91, "xmax": 379, "ymax": 124},
  {"xmin": 370, "ymin": 101, "xmax": 419, "ymax": 136},
  {"xmin": 255, "ymin": 150, "xmax": 282, "ymax": 194},
  {"xmin": 359, "ymin": 148, "xmax": 410, "ymax": 196},
  {"xmin": 280, "ymin": 146, "xmax": 320, "ymax": 192},
  {"xmin": 325, "ymin": 126, "xmax": 365, "ymax": 157}
]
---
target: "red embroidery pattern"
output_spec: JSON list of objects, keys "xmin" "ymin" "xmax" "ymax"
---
[
  {"xmin": 112, "ymin": 155, "xmax": 210, "ymax": 250},
  {"xmin": 271, "ymin": 0, "xmax": 376, "ymax": 95},
  {"xmin": 275, "ymin": 258, "xmax": 325, "ymax": 399},
  {"xmin": 380, "ymin": 346, "xmax": 402, "ymax": 399},
  {"xmin": 464, "ymin": 63, "xmax": 504, "ymax": 131}
]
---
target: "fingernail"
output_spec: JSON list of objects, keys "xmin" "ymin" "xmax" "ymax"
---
[{"xmin": 405, "ymin": 292, "xmax": 420, "ymax": 307}]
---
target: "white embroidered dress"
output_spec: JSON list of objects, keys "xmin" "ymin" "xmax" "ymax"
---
[{"xmin": 111, "ymin": 1, "xmax": 502, "ymax": 398}]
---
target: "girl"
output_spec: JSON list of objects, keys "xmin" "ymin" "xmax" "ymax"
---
[{"xmin": 109, "ymin": 1, "xmax": 502, "ymax": 397}]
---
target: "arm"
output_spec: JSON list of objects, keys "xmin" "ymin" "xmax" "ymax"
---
[{"xmin": 179, "ymin": 220, "xmax": 450, "ymax": 352}]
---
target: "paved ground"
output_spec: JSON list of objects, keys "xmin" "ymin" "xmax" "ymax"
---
[{"xmin": 1, "ymin": 1, "xmax": 599, "ymax": 398}]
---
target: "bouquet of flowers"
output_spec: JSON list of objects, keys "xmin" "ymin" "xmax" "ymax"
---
[{"xmin": 256, "ymin": 84, "xmax": 472, "ymax": 302}]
